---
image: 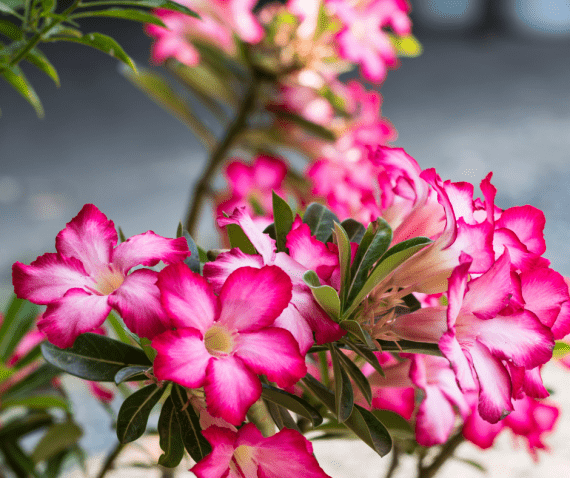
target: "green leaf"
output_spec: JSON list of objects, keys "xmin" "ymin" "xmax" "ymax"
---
[
  {"xmin": 43, "ymin": 25, "xmax": 82, "ymax": 39},
  {"xmin": 371, "ymin": 410, "xmax": 414, "ymax": 440},
  {"xmin": 70, "ymin": 9, "xmax": 166, "ymax": 27},
  {"xmin": 114, "ymin": 365, "xmax": 149, "ymax": 384},
  {"xmin": 340, "ymin": 320, "xmax": 375, "ymax": 349},
  {"xmin": 343, "ymin": 338, "xmax": 384, "ymax": 377},
  {"xmin": 161, "ymin": 0, "xmax": 199, "ymax": 17},
  {"xmin": 333, "ymin": 222, "xmax": 351, "ymax": 307},
  {"xmin": 157, "ymin": 395, "xmax": 184, "ymax": 468},
  {"xmin": 117, "ymin": 384, "xmax": 165, "ymax": 443},
  {"xmin": 303, "ymin": 270, "xmax": 340, "ymax": 321},
  {"xmin": 401, "ymin": 293, "xmax": 421, "ymax": 313},
  {"xmin": 183, "ymin": 231, "xmax": 201, "ymax": 274},
  {"xmin": 388, "ymin": 33, "xmax": 423, "ymax": 58},
  {"xmin": 340, "ymin": 219, "xmax": 366, "ymax": 244},
  {"xmin": 0, "ymin": 412, "xmax": 52, "ymax": 440},
  {"xmin": 1, "ymin": 364, "xmax": 60, "ymax": 401},
  {"xmin": 0, "ymin": 295, "xmax": 38, "ymax": 362},
  {"xmin": 41, "ymin": 333, "xmax": 151, "ymax": 382},
  {"xmin": 347, "ymin": 219, "xmax": 392, "ymax": 308},
  {"xmin": 335, "ymin": 348, "xmax": 372, "ymax": 405},
  {"xmin": 82, "ymin": 0, "xmax": 199, "ymax": 18},
  {"xmin": 452, "ymin": 457, "xmax": 487, "ymax": 473},
  {"xmin": 1, "ymin": 66, "xmax": 42, "ymax": 117},
  {"xmin": 31, "ymin": 422, "xmax": 83, "ymax": 464},
  {"xmin": 0, "ymin": 19, "xmax": 22, "ymax": 40},
  {"xmin": 226, "ymin": 223, "xmax": 257, "ymax": 255},
  {"xmin": 329, "ymin": 344, "xmax": 353, "ymax": 423},
  {"xmin": 0, "ymin": 440, "xmax": 38, "ymax": 478},
  {"xmin": 261, "ymin": 383, "xmax": 322, "ymax": 427},
  {"xmin": 0, "ymin": 1, "xmax": 21, "ymax": 17},
  {"xmin": 107, "ymin": 311, "xmax": 134, "ymax": 345},
  {"xmin": 272, "ymin": 191, "xmax": 294, "ymax": 253},
  {"xmin": 302, "ymin": 203, "xmax": 340, "ymax": 243},
  {"xmin": 553, "ymin": 341, "xmax": 570, "ymax": 359},
  {"xmin": 303, "ymin": 373, "xmax": 392, "ymax": 457},
  {"xmin": 263, "ymin": 398, "xmax": 300, "ymax": 432},
  {"xmin": 118, "ymin": 226, "xmax": 127, "ymax": 243},
  {"xmin": 170, "ymin": 384, "xmax": 211, "ymax": 461},
  {"xmin": 271, "ymin": 109, "xmax": 335, "ymax": 141},
  {"xmin": 40, "ymin": 0, "xmax": 55, "ymax": 15},
  {"xmin": 263, "ymin": 222, "xmax": 277, "ymax": 240},
  {"xmin": 344, "ymin": 237, "xmax": 432, "ymax": 318},
  {"xmin": 0, "ymin": 394, "xmax": 69, "ymax": 412},
  {"xmin": 55, "ymin": 32, "xmax": 136, "ymax": 72}
]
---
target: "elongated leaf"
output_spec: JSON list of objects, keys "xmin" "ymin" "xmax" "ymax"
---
[
  {"xmin": 553, "ymin": 340, "xmax": 570, "ymax": 359},
  {"xmin": 303, "ymin": 373, "xmax": 392, "ymax": 457},
  {"xmin": 1, "ymin": 65, "xmax": 43, "ymax": 116},
  {"xmin": 371, "ymin": 410, "xmax": 414, "ymax": 440},
  {"xmin": 0, "ymin": 394, "xmax": 69, "ymax": 412},
  {"xmin": 170, "ymin": 384, "xmax": 211, "ymax": 461},
  {"xmin": 158, "ymin": 395, "xmax": 184, "ymax": 468},
  {"xmin": 0, "ymin": 19, "xmax": 22, "ymax": 40},
  {"xmin": 263, "ymin": 399, "xmax": 300, "ymax": 432},
  {"xmin": 330, "ymin": 344, "xmax": 353, "ymax": 423},
  {"xmin": 263, "ymin": 223, "xmax": 277, "ymax": 240},
  {"xmin": 347, "ymin": 219, "xmax": 392, "ymax": 306},
  {"xmin": 71, "ymin": 9, "xmax": 166, "ymax": 26},
  {"xmin": 0, "ymin": 1, "xmax": 20, "ymax": 16},
  {"xmin": 340, "ymin": 219, "xmax": 366, "ymax": 243},
  {"xmin": 56, "ymin": 32, "xmax": 136, "ymax": 71},
  {"xmin": 272, "ymin": 191, "xmax": 294, "ymax": 253},
  {"xmin": 41, "ymin": 333, "xmax": 151, "ymax": 382},
  {"xmin": 40, "ymin": 0, "xmax": 55, "ymax": 14},
  {"xmin": 1, "ymin": 364, "xmax": 60, "ymax": 401},
  {"xmin": 334, "ymin": 222, "xmax": 351, "ymax": 307},
  {"xmin": 114, "ymin": 365, "xmax": 149, "ymax": 384},
  {"xmin": 90, "ymin": 0, "xmax": 199, "ymax": 17},
  {"xmin": 0, "ymin": 412, "xmax": 52, "ymax": 440},
  {"xmin": 31, "ymin": 422, "xmax": 83, "ymax": 464},
  {"xmin": 272, "ymin": 109, "xmax": 335, "ymax": 141},
  {"xmin": 261, "ymin": 383, "xmax": 322, "ymax": 427},
  {"xmin": 183, "ymin": 231, "xmax": 201, "ymax": 273},
  {"xmin": 344, "ymin": 237, "xmax": 432, "ymax": 318},
  {"xmin": 0, "ymin": 440, "xmax": 37, "ymax": 478},
  {"xmin": 336, "ymin": 348, "xmax": 372, "ymax": 405},
  {"xmin": 303, "ymin": 270, "xmax": 340, "ymax": 321},
  {"xmin": 226, "ymin": 223, "xmax": 257, "ymax": 255},
  {"xmin": 340, "ymin": 320, "xmax": 375, "ymax": 349},
  {"xmin": 0, "ymin": 295, "xmax": 38, "ymax": 362},
  {"xmin": 302, "ymin": 203, "xmax": 340, "ymax": 243},
  {"xmin": 24, "ymin": 48, "xmax": 59, "ymax": 86},
  {"xmin": 342, "ymin": 338, "xmax": 384, "ymax": 377},
  {"xmin": 117, "ymin": 384, "xmax": 165, "ymax": 443}
]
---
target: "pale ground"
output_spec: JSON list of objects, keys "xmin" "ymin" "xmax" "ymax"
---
[{"xmin": 63, "ymin": 362, "xmax": 570, "ymax": 478}]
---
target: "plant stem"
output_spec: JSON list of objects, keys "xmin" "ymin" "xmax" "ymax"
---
[
  {"xmin": 184, "ymin": 70, "xmax": 258, "ymax": 236},
  {"xmin": 95, "ymin": 442, "xmax": 126, "ymax": 478},
  {"xmin": 383, "ymin": 444, "xmax": 400, "ymax": 478},
  {"xmin": 417, "ymin": 431, "xmax": 465, "ymax": 478}
]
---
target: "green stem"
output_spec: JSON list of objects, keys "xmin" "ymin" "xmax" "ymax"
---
[
  {"xmin": 184, "ymin": 68, "xmax": 258, "ymax": 236},
  {"xmin": 417, "ymin": 431, "xmax": 465, "ymax": 478},
  {"xmin": 95, "ymin": 442, "xmax": 126, "ymax": 478},
  {"xmin": 383, "ymin": 444, "xmax": 400, "ymax": 478},
  {"xmin": 246, "ymin": 400, "xmax": 275, "ymax": 437}
]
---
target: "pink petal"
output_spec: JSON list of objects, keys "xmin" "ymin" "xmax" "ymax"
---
[
  {"xmin": 203, "ymin": 248, "xmax": 264, "ymax": 293},
  {"xmin": 551, "ymin": 298, "xmax": 570, "ymax": 340},
  {"xmin": 469, "ymin": 341, "xmax": 513, "ymax": 423},
  {"xmin": 218, "ymin": 266, "xmax": 292, "ymax": 332},
  {"xmin": 157, "ymin": 263, "xmax": 218, "ymax": 332},
  {"xmin": 108, "ymin": 269, "xmax": 168, "ymax": 339},
  {"xmin": 152, "ymin": 328, "xmax": 210, "ymax": 388},
  {"xmin": 496, "ymin": 205, "xmax": 546, "ymax": 255},
  {"xmin": 235, "ymin": 328, "xmax": 307, "ymax": 388},
  {"xmin": 273, "ymin": 303, "xmax": 314, "ymax": 355},
  {"xmin": 12, "ymin": 253, "xmax": 90, "ymax": 304},
  {"xmin": 439, "ymin": 330, "xmax": 477, "ymax": 391},
  {"xmin": 371, "ymin": 387, "xmax": 415, "ymax": 420},
  {"xmin": 392, "ymin": 307, "xmax": 448, "ymax": 343},
  {"xmin": 38, "ymin": 289, "xmax": 111, "ymax": 348},
  {"xmin": 89, "ymin": 382, "xmax": 114, "ymax": 403},
  {"xmin": 493, "ymin": 228, "xmax": 541, "ymax": 272},
  {"xmin": 111, "ymin": 231, "xmax": 189, "ymax": 274},
  {"xmin": 463, "ymin": 407, "xmax": 504, "ymax": 449},
  {"xmin": 225, "ymin": 160, "xmax": 254, "ymax": 197},
  {"xmin": 444, "ymin": 180, "xmax": 475, "ymax": 224},
  {"xmin": 192, "ymin": 426, "xmax": 236, "ymax": 478},
  {"xmin": 415, "ymin": 385, "xmax": 455, "ymax": 446},
  {"xmin": 204, "ymin": 355, "xmax": 262, "ymax": 425},
  {"xmin": 55, "ymin": 204, "xmax": 117, "ymax": 276},
  {"xmin": 252, "ymin": 155, "xmax": 288, "ymax": 190},
  {"xmin": 446, "ymin": 252, "xmax": 472, "ymax": 328},
  {"xmin": 522, "ymin": 366, "xmax": 549, "ymax": 399}
]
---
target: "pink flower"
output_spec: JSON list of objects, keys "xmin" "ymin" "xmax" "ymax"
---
[
  {"xmin": 12, "ymin": 204, "xmax": 189, "ymax": 348},
  {"xmin": 211, "ymin": 0, "xmax": 264, "ymax": 44},
  {"xmin": 152, "ymin": 263, "xmax": 307, "ymax": 425},
  {"xmin": 192, "ymin": 423, "xmax": 331, "ymax": 478}
]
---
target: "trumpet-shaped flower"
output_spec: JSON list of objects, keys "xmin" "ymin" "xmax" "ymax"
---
[
  {"xmin": 192, "ymin": 423, "xmax": 331, "ymax": 478},
  {"xmin": 152, "ymin": 263, "xmax": 307, "ymax": 425},
  {"xmin": 12, "ymin": 204, "xmax": 189, "ymax": 348}
]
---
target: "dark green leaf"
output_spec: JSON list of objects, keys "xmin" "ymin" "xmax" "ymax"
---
[
  {"xmin": 303, "ymin": 270, "xmax": 340, "ymax": 321},
  {"xmin": 55, "ymin": 32, "xmax": 136, "ymax": 71},
  {"xmin": 333, "ymin": 222, "xmax": 351, "ymax": 307},
  {"xmin": 330, "ymin": 344, "xmax": 353, "ymax": 423},
  {"xmin": 272, "ymin": 191, "xmax": 294, "ymax": 253},
  {"xmin": 43, "ymin": 25, "xmax": 82, "ymax": 39},
  {"xmin": 170, "ymin": 384, "xmax": 211, "ymax": 461},
  {"xmin": 70, "ymin": 9, "xmax": 166, "ymax": 27},
  {"xmin": 0, "ymin": 412, "xmax": 52, "ymax": 440},
  {"xmin": 371, "ymin": 410, "xmax": 414, "ymax": 440},
  {"xmin": 340, "ymin": 219, "xmax": 366, "ymax": 244},
  {"xmin": 40, "ymin": 0, "xmax": 55, "ymax": 14},
  {"xmin": 176, "ymin": 221, "xmax": 183, "ymax": 238},
  {"xmin": 263, "ymin": 223, "xmax": 277, "ymax": 240},
  {"xmin": 0, "ymin": 295, "xmax": 39, "ymax": 362},
  {"xmin": 0, "ymin": 440, "xmax": 37, "ymax": 478},
  {"xmin": 0, "ymin": 1, "xmax": 21, "ymax": 17},
  {"xmin": 340, "ymin": 320, "xmax": 375, "ymax": 349},
  {"xmin": 347, "ymin": 219, "xmax": 392, "ymax": 307},
  {"xmin": 118, "ymin": 226, "xmax": 127, "ymax": 243},
  {"xmin": 453, "ymin": 457, "xmax": 487, "ymax": 473},
  {"xmin": 44, "ymin": 449, "xmax": 68, "ymax": 478},
  {"xmin": 401, "ymin": 293, "xmax": 421, "ymax": 313},
  {"xmin": 302, "ymin": 203, "xmax": 340, "ymax": 243},
  {"xmin": 1, "ymin": 364, "xmax": 60, "ymax": 401},
  {"xmin": 31, "ymin": 421, "xmax": 83, "ymax": 464},
  {"xmin": 342, "ymin": 338, "xmax": 384, "ymax": 377},
  {"xmin": 261, "ymin": 383, "xmax": 322, "ymax": 427},
  {"xmin": 117, "ymin": 384, "xmax": 165, "ymax": 443},
  {"xmin": 161, "ymin": 0, "xmax": 199, "ymax": 17},
  {"xmin": 114, "ymin": 365, "xmax": 149, "ymax": 384},
  {"xmin": 157, "ymin": 395, "xmax": 184, "ymax": 468},
  {"xmin": 302, "ymin": 373, "xmax": 392, "ymax": 457},
  {"xmin": 226, "ymin": 223, "xmax": 257, "ymax": 255},
  {"xmin": 272, "ymin": 109, "xmax": 335, "ymax": 141},
  {"xmin": 81, "ymin": 0, "xmax": 199, "ymax": 17},
  {"xmin": 335, "ymin": 348, "xmax": 372, "ymax": 405},
  {"xmin": 0, "ymin": 19, "xmax": 22, "ymax": 40},
  {"xmin": 0, "ymin": 394, "xmax": 69, "ymax": 412},
  {"xmin": 183, "ymin": 231, "xmax": 201, "ymax": 273},
  {"xmin": 41, "ymin": 333, "xmax": 151, "ymax": 382},
  {"xmin": 263, "ymin": 398, "xmax": 300, "ymax": 432}
]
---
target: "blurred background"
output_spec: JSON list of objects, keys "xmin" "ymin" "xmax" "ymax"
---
[{"xmin": 2, "ymin": 0, "xmax": 570, "ymax": 476}]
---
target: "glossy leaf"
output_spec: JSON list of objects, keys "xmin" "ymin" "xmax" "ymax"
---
[
  {"xmin": 303, "ymin": 270, "xmax": 340, "ymax": 321},
  {"xmin": 303, "ymin": 373, "xmax": 392, "ymax": 457},
  {"xmin": 340, "ymin": 219, "xmax": 366, "ymax": 244},
  {"xmin": 114, "ymin": 365, "xmax": 149, "ymax": 384},
  {"xmin": 263, "ymin": 399, "xmax": 300, "ymax": 432},
  {"xmin": 31, "ymin": 422, "xmax": 82, "ymax": 464},
  {"xmin": 41, "ymin": 333, "xmax": 151, "ymax": 382},
  {"xmin": 1, "ymin": 65, "xmax": 43, "ymax": 117},
  {"xmin": 333, "ymin": 222, "xmax": 351, "ymax": 307},
  {"xmin": 272, "ymin": 191, "xmax": 294, "ymax": 253},
  {"xmin": 70, "ymin": 8, "xmax": 166, "ymax": 27},
  {"xmin": 336, "ymin": 348, "xmax": 372, "ymax": 405},
  {"xmin": 0, "ymin": 394, "xmax": 69, "ymax": 412},
  {"xmin": 116, "ymin": 384, "xmax": 165, "ymax": 443},
  {"xmin": 330, "ymin": 344, "xmax": 353, "ymax": 423},
  {"xmin": 302, "ymin": 203, "xmax": 340, "ymax": 243},
  {"xmin": 261, "ymin": 383, "xmax": 323, "ymax": 427},
  {"xmin": 343, "ymin": 338, "xmax": 384, "ymax": 377},
  {"xmin": 183, "ymin": 231, "xmax": 201, "ymax": 273},
  {"xmin": 0, "ymin": 295, "xmax": 38, "ymax": 362},
  {"xmin": 371, "ymin": 410, "xmax": 414, "ymax": 440},
  {"xmin": 158, "ymin": 395, "xmax": 184, "ymax": 468},
  {"xmin": 226, "ymin": 223, "xmax": 257, "ymax": 255},
  {"xmin": 170, "ymin": 384, "xmax": 211, "ymax": 461}
]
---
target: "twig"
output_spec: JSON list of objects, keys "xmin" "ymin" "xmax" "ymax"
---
[
  {"xmin": 417, "ymin": 431, "xmax": 465, "ymax": 478},
  {"xmin": 383, "ymin": 444, "xmax": 400, "ymax": 478},
  {"xmin": 95, "ymin": 442, "xmax": 126, "ymax": 478}
]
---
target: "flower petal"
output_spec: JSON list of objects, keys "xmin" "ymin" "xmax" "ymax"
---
[
  {"xmin": 463, "ymin": 406, "xmax": 504, "ymax": 449},
  {"xmin": 12, "ymin": 253, "xmax": 90, "ymax": 304},
  {"xmin": 218, "ymin": 266, "xmax": 292, "ymax": 332},
  {"xmin": 522, "ymin": 366, "xmax": 549, "ymax": 399},
  {"xmin": 55, "ymin": 204, "xmax": 117, "ymax": 275},
  {"xmin": 415, "ymin": 384, "xmax": 455, "ymax": 446},
  {"xmin": 392, "ymin": 307, "xmax": 448, "ymax": 343},
  {"xmin": 157, "ymin": 263, "xmax": 218, "ymax": 332},
  {"xmin": 108, "ymin": 269, "xmax": 168, "ymax": 339},
  {"xmin": 38, "ymin": 288, "xmax": 111, "ymax": 348},
  {"xmin": 203, "ymin": 248, "xmax": 264, "ymax": 292},
  {"xmin": 111, "ymin": 231, "xmax": 189, "ymax": 274},
  {"xmin": 496, "ymin": 205, "xmax": 546, "ymax": 255},
  {"xmin": 438, "ymin": 330, "xmax": 477, "ymax": 391},
  {"xmin": 235, "ymin": 328, "xmax": 307, "ymax": 388},
  {"xmin": 204, "ymin": 355, "xmax": 262, "ymax": 425},
  {"xmin": 152, "ymin": 328, "xmax": 210, "ymax": 388},
  {"xmin": 192, "ymin": 426, "xmax": 236, "ymax": 478},
  {"xmin": 273, "ymin": 302, "xmax": 314, "ymax": 355}
]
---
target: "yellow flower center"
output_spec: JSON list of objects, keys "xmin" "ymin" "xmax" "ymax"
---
[
  {"xmin": 233, "ymin": 445, "xmax": 257, "ymax": 478},
  {"xmin": 94, "ymin": 265, "xmax": 125, "ymax": 295},
  {"xmin": 204, "ymin": 325, "xmax": 236, "ymax": 357}
]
